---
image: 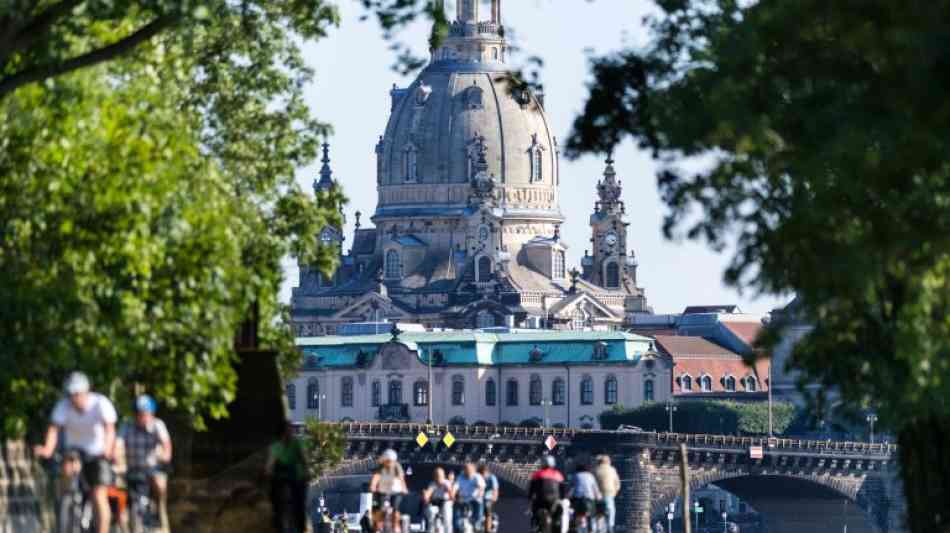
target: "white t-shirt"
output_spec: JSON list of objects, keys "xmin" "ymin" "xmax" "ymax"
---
[{"xmin": 51, "ymin": 393, "xmax": 118, "ymax": 456}]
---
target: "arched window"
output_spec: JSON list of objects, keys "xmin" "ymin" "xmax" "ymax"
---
[
  {"xmin": 414, "ymin": 380, "xmax": 428, "ymax": 406},
  {"xmin": 372, "ymin": 380, "xmax": 382, "ymax": 407},
  {"xmin": 341, "ymin": 377, "xmax": 354, "ymax": 407},
  {"xmin": 403, "ymin": 144, "xmax": 418, "ymax": 181},
  {"xmin": 531, "ymin": 147, "xmax": 543, "ymax": 182},
  {"xmin": 605, "ymin": 376, "xmax": 618, "ymax": 405},
  {"xmin": 485, "ymin": 378, "xmax": 497, "ymax": 406},
  {"xmin": 552, "ymin": 378, "xmax": 566, "ymax": 405},
  {"xmin": 745, "ymin": 376, "xmax": 758, "ymax": 392},
  {"xmin": 644, "ymin": 379, "xmax": 655, "ymax": 401},
  {"xmin": 580, "ymin": 376, "xmax": 594, "ymax": 405},
  {"xmin": 681, "ymin": 375, "xmax": 692, "ymax": 392},
  {"xmin": 476, "ymin": 311, "xmax": 495, "ymax": 329},
  {"xmin": 452, "ymin": 375, "xmax": 465, "ymax": 406},
  {"xmin": 553, "ymin": 250, "xmax": 565, "ymax": 279},
  {"xmin": 388, "ymin": 380, "xmax": 403, "ymax": 405},
  {"xmin": 286, "ymin": 383, "xmax": 296, "ymax": 410},
  {"xmin": 491, "ymin": 47, "xmax": 499, "ymax": 60},
  {"xmin": 605, "ymin": 261, "xmax": 620, "ymax": 288},
  {"xmin": 307, "ymin": 379, "xmax": 320, "ymax": 410},
  {"xmin": 700, "ymin": 375, "xmax": 712, "ymax": 392},
  {"xmin": 385, "ymin": 249, "xmax": 401, "ymax": 279},
  {"xmin": 725, "ymin": 376, "xmax": 737, "ymax": 392},
  {"xmin": 477, "ymin": 256, "xmax": 493, "ymax": 282},
  {"xmin": 506, "ymin": 379, "xmax": 519, "ymax": 406},
  {"xmin": 529, "ymin": 375, "xmax": 543, "ymax": 406}
]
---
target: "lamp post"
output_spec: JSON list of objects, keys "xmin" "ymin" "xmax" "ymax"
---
[
  {"xmin": 541, "ymin": 399, "xmax": 552, "ymax": 428},
  {"xmin": 665, "ymin": 398, "xmax": 677, "ymax": 433},
  {"xmin": 866, "ymin": 413, "xmax": 878, "ymax": 444},
  {"xmin": 316, "ymin": 393, "xmax": 327, "ymax": 422},
  {"xmin": 722, "ymin": 511, "xmax": 728, "ymax": 533}
]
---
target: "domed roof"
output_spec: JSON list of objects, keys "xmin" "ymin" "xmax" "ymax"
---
[{"xmin": 375, "ymin": 1, "xmax": 560, "ymax": 221}]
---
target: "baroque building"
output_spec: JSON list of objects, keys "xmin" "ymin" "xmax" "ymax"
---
[{"xmin": 291, "ymin": 0, "xmax": 651, "ymax": 336}]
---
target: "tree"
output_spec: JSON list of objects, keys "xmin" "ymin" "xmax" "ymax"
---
[
  {"xmin": 1, "ymin": 2, "xmax": 344, "ymax": 435},
  {"xmin": 567, "ymin": 1, "xmax": 950, "ymax": 530},
  {"xmin": 302, "ymin": 419, "xmax": 346, "ymax": 480},
  {"xmin": 599, "ymin": 401, "xmax": 797, "ymax": 435}
]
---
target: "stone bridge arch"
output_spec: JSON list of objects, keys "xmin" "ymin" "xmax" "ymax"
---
[{"xmin": 651, "ymin": 470, "xmax": 885, "ymax": 533}]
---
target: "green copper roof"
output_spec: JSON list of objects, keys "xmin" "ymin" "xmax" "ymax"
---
[{"xmin": 298, "ymin": 330, "xmax": 654, "ymax": 369}]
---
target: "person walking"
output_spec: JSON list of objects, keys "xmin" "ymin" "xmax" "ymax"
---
[
  {"xmin": 265, "ymin": 421, "xmax": 309, "ymax": 533},
  {"xmin": 594, "ymin": 455, "xmax": 620, "ymax": 533}
]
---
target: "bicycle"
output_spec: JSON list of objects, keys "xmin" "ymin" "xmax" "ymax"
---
[
  {"xmin": 426, "ymin": 500, "xmax": 449, "ymax": 533},
  {"xmin": 53, "ymin": 449, "xmax": 128, "ymax": 533},
  {"xmin": 371, "ymin": 495, "xmax": 396, "ymax": 533},
  {"xmin": 454, "ymin": 500, "xmax": 479, "ymax": 533},
  {"xmin": 125, "ymin": 469, "xmax": 159, "ymax": 533}
]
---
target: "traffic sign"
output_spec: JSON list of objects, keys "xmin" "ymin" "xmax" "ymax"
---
[
  {"xmin": 443, "ymin": 432, "xmax": 456, "ymax": 448},
  {"xmin": 416, "ymin": 432, "xmax": 429, "ymax": 447},
  {"xmin": 749, "ymin": 445, "xmax": 764, "ymax": 459},
  {"xmin": 666, "ymin": 513, "xmax": 674, "ymax": 521},
  {"xmin": 544, "ymin": 435, "xmax": 558, "ymax": 451}
]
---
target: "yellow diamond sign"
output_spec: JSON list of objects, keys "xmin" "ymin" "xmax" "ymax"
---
[
  {"xmin": 443, "ymin": 432, "xmax": 456, "ymax": 448},
  {"xmin": 416, "ymin": 432, "xmax": 429, "ymax": 447}
]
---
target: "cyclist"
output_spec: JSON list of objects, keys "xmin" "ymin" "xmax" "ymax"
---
[
  {"xmin": 528, "ymin": 456, "xmax": 564, "ymax": 533},
  {"xmin": 454, "ymin": 462, "xmax": 485, "ymax": 532},
  {"xmin": 568, "ymin": 463, "xmax": 602, "ymax": 532},
  {"xmin": 478, "ymin": 464, "xmax": 499, "ymax": 533},
  {"xmin": 265, "ymin": 421, "xmax": 309, "ymax": 533},
  {"xmin": 368, "ymin": 449, "xmax": 407, "ymax": 532},
  {"xmin": 593, "ymin": 455, "xmax": 620, "ymax": 533},
  {"xmin": 34, "ymin": 372, "xmax": 119, "ymax": 533},
  {"xmin": 422, "ymin": 466, "xmax": 454, "ymax": 533},
  {"xmin": 118, "ymin": 394, "xmax": 172, "ymax": 532}
]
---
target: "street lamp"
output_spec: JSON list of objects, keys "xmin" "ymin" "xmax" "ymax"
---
[
  {"xmin": 722, "ymin": 511, "xmax": 728, "ymax": 533},
  {"xmin": 665, "ymin": 399, "xmax": 677, "ymax": 433},
  {"xmin": 541, "ymin": 399, "xmax": 552, "ymax": 428},
  {"xmin": 866, "ymin": 413, "xmax": 878, "ymax": 444},
  {"xmin": 315, "ymin": 393, "xmax": 327, "ymax": 422}
]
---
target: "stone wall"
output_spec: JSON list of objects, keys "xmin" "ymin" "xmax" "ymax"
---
[{"xmin": 0, "ymin": 441, "xmax": 50, "ymax": 533}]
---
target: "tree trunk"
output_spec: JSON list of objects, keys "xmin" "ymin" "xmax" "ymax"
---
[{"xmin": 898, "ymin": 415, "xmax": 950, "ymax": 533}]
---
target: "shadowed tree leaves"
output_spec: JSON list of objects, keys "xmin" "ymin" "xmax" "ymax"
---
[
  {"xmin": 0, "ymin": 1, "xmax": 345, "ymax": 434},
  {"xmin": 567, "ymin": 1, "xmax": 950, "ymax": 530}
]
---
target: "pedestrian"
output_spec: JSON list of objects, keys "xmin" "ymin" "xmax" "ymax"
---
[{"xmin": 594, "ymin": 455, "xmax": 620, "ymax": 533}]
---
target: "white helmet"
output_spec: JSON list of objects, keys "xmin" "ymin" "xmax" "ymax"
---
[
  {"xmin": 381, "ymin": 449, "xmax": 398, "ymax": 462},
  {"xmin": 64, "ymin": 372, "xmax": 91, "ymax": 395},
  {"xmin": 542, "ymin": 455, "xmax": 556, "ymax": 468}
]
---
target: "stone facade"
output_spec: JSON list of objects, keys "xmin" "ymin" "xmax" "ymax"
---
[
  {"xmin": 287, "ymin": 330, "xmax": 672, "ymax": 428},
  {"xmin": 291, "ymin": 0, "xmax": 650, "ymax": 336}
]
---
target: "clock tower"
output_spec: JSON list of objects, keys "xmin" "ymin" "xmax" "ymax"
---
[{"xmin": 583, "ymin": 157, "xmax": 637, "ymax": 289}]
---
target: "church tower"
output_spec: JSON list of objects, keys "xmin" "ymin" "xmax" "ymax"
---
[{"xmin": 584, "ymin": 157, "xmax": 637, "ymax": 289}]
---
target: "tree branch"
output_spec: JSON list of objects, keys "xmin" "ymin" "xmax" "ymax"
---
[
  {"xmin": 0, "ymin": 0, "xmax": 83, "ymax": 65},
  {"xmin": 0, "ymin": 14, "xmax": 176, "ymax": 99}
]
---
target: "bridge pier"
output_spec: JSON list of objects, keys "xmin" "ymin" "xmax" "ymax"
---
[{"xmin": 616, "ymin": 444, "xmax": 653, "ymax": 533}]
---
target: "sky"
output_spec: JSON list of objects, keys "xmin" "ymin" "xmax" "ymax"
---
[{"xmin": 283, "ymin": 0, "xmax": 791, "ymax": 316}]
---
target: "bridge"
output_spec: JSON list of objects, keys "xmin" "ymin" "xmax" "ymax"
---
[{"xmin": 318, "ymin": 423, "xmax": 906, "ymax": 533}]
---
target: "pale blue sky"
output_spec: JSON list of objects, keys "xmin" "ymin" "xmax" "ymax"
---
[{"xmin": 284, "ymin": 0, "xmax": 790, "ymax": 315}]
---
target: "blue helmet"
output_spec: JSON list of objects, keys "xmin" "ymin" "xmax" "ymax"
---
[{"xmin": 135, "ymin": 394, "xmax": 157, "ymax": 414}]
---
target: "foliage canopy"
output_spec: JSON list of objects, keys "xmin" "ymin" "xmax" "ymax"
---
[{"xmin": 600, "ymin": 401, "xmax": 797, "ymax": 436}]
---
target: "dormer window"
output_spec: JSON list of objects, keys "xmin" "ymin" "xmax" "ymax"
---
[
  {"xmin": 745, "ymin": 376, "xmax": 758, "ymax": 392},
  {"xmin": 680, "ymin": 374, "xmax": 693, "ymax": 392},
  {"xmin": 724, "ymin": 375, "xmax": 737, "ymax": 392},
  {"xmin": 592, "ymin": 341, "xmax": 609, "ymax": 361},
  {"xmin": 467, "ymin": 85, "xmax": 484, "ymax": 109},
  {"xmin": 403, "ymin": 143, "xmax": 418, "ymax": 182},
  {"xmin": 700, "ymin": 375, "xmax": 713, "ymax": 392}
]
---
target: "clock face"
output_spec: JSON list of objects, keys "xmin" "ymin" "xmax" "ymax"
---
[{"xmin": 605, "ymin": 232, "xmax": 618, "ymax": 246}]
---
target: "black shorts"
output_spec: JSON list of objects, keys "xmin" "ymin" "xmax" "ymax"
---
[
  {"xmin": 373, "ymin": 493, "xmax": 402, "ymax": 511},
  {"xmin": 81, "ymin": 456, "xmax": 112, "ymax": 488},
  {"xmin": 571, "ymin": 498, "xmax": 594, "ymax": 516}
]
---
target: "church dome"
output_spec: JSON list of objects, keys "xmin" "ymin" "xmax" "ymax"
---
[{"xmin": 374, "ymin": 0, "xmax": 561, "ymax": 222}]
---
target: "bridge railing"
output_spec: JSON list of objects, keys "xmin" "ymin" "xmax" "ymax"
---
[
  {"xmin": 656, "ymin": 432, "xmax": 896, "ymax": 456},
  {"xmin": 333, "ymin": 422, "xmax": 896, "ymax": 457}
]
